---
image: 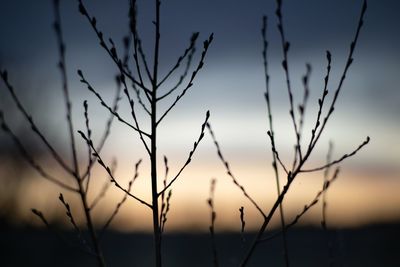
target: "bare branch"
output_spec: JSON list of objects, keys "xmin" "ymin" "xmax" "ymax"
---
[
  {"xmin": 89, "ymin": 158, "xmax": 116, "ymax": 210},
  {"xmin": 78, "ymin": 0, "xmax": 150, "ymax": 93},
  {"xmin": 157, "ymin": 32, "xmax": 199, "ymax": 92},
  {"xmin": 158, "ymin": 111, "xmax": 210, "ymax": 196},
  {"xmin": 100, "ymin": 159, "xmax": 142, "ymax": 236},
  {"xmin": 0, "ymin": 112, "xmax": 77, "ymax": 192},
  {"xmin": 0, "ymin": 71, "xmax": 74, "ymax": 175},
  {"xmin": 78, "ymin": 70, "xmax": 151, "ymax": 138},
  {"xmin": 300, "ymin": 136, "xmax": 369, "ymax": 173},
  {"xmin": 207, "ymin": 122, "xmax": 266, "ymax": 218},
  {"xmin": 53, "ymin": 0, "xmax": 80, "ymax": 177},
  {"xmin": 275, "ymin": 0, "xmax": 301, "ymax": 169},
  {"xmin": 78, "ymin": 130, "xmax": 152, "ymax": 209},
  {"xmin": 156, "ymin": 34, "xmax": 213, "ymax": 126},
  {"xmin": 259, "ymin": 168, "xmax": 340, "ymax": 243},
  {"xmin": 58, "ymin": 193, "xmax": 89, "ymax": 250}
]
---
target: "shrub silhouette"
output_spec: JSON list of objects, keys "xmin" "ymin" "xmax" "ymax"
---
[{"xmin": 0, "ymin": 0, "xmax": 369, "ymax": 266}]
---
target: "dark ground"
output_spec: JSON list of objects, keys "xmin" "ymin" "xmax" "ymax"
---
[{"xmin": 1, "ymin": 221, "xmax": 399, "ymax": 267}]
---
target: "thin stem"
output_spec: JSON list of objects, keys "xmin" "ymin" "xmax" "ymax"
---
[
  {"xmin": 207, "ymin": 122, "xmax": 266, "ymax": 218},
  {"xmin": 82, "ymin": 76, "xmax": 122, "ymax": 182},
  {"xmin": 207, "ymin": 178, "xmax": 219, "ymax": 267},
  {"xmin": 54, "ymin": 0, "xmax": 80, "ymax": 178},
  {"xmin": 78, "ymin": 70, "xmax": 151, "ymax": 138},
  {"xmin": 158, "ymin": 111, "xmax": 210, "ymax": 196},
  {"xmin": 100, "ymin": 159, "xmax": 142, "ymax": 238},
  {"xmin": 151, "ymin": 1, "xmax": 162, "ymax": 265},
  {"xmin": 0, "ymin": 71, "xmax": 74, "ymax": 175},
  {"xmin": 259, "ymin": 168, "xmax": 339, "ymax": 243},
  {"xmin": 308, "ymin": 0, "xmax": 367, "ymax": 153},
  {"xmin": 156, "ymin": 34, "xmax": 213, "ymax": 126},
  {"xmin": 262, "ymin": 15, "xmax": 289, "ymax": 267},
  {"xmin": 321, "ymin": 141, "xmax": 333, "ymax": 230},
  {"xmin": 300, "ymin": 136, "xmax": 369, "ymax": 173},
  {"xmin": 0, "ymin": 112, "xmax": 77, "ymax": 192},
  {"xmin": 78, "ymin": 130, "xmax": 152, "ymax": 209},
  {"xmin": 275, "ymin": 0, "xmax": 301, "ymax": 170}
]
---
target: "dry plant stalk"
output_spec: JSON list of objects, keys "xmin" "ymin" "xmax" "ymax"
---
[
  {"xmin": 0, "ymin": 0, "xmax": 371, "ymax": 266},
  {"xmin": 77, "ymin": 0, "xmax": 212, "ymax": 265},
  {"xmin": 207, "ymin": 0, "xmax": 369, "ymax": 266},
  {"xmin": 1, "ymin": 0, "xmax": 212, "ymax": 266}
]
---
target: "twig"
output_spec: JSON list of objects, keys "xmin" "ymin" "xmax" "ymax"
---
[
  {"xmin": 0, "ymin": 112, "xmax": 77, "ymax": 192},
  {"xmin": 119, "ymin": 74, "xmax": 151, "ymax": 155},
  {"xmin": 259, "ymin": 168, "xmax": 340, "ymax": 243},
  {"xmin": 262, "ymin": 15, "xmax": 289, "ymax": 266},
  {"xmin": 81, "ymin": 75, "xmax": 122, "ymax": 183},
  {"xmin": 78, "ymin": 130, "xmax": 152, "ymax": 209},
  {"xmin": 300, "ymin": 136, "xmax": 369, "ymax": 173},
  {"xmin": 308, "ymin": 0, "xmax": 367, "ymax": 153},
  {"xmin": 100, "ymin": 159, "xmax": 142, "ymax": 237},
  {"xmin": 321, "ymin": 141, "xmax": 334, "ymax": 230},
  {"xmin": 275, "ymin": 0, "xmax": 301, "ymax": 169},
  {"xmin": 31, "ymin": 208, "xmax": 95, "ymax": 256},
  {"xmin": 207, "ymin": 178, "xmax": 218, "ymax": 267},
  {"xmin": 89, "ymin": 158, "xmax": 116, "ymax": 210},
  {"xmin": 239, "ymin": 206, "xmax": 246, "ymax": 244},
  {"xmin": 158, "ymin": 111, "xmax": 210, "ymax": 196},
  {"xmin": 78, "ymin": 0, "xmax": 150, "ymax": 93},
  {"xmin": 54, "ymin": 0, "xmax": 80, "ymax": 177},
  {"xmin": 207, "ymin": 122, "xmax": 266, "ymax": 218},
  {"xmin": 157, "ymin": 33, "xmax": 198, "ymax": 101},
  {"xmin": 77, "ymin": 70, "xmax": 151, "ymax": 138},
  {"xmin": 58, "ymin": 193, "xmax": 89, "ymax": 250},
  {"xmin": 156, "ymin": 34, "xmax": 213, "ymax": 126},
  {"xmin": 0, "ymin": 71, "xmax": 74, "ymax": 175}
]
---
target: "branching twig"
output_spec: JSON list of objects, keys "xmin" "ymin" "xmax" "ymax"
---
[
  {"xmin": 275, "ymin": 0, "xmax": 301, "ymax": 169},
  {"xmin": 78, "ymin": 70, "xmax": 151, "ymax": 138},
  {"xmin": 78, "ymin": 130, "xmax": 152, "ymax": 209},
  {"xmin": 54, "ymin": 0, "xmax": 80, "ymax": 177},
  {"xmin": 78, "ymin": 0, "xmax": 150, "ymax": 93},
  {"xmin": 259, "ymin": 168, "xmax": 340, "ymax": 243},
  {"xmin": 308, "ymin": 0, "xmax": 367, "ymax": 153},
  {"xmin": 81, "ymin": 75, "xmax": 122, "ymax": 182},
  {"xmin": 157, "ymin": 32, "xmax": 199, "ymax": 101},
  {"xmin": 262, "ymin": 16, "xmax": 289, "ymax": 266},
  {"xmin": 156, "ymin": 34, "xmax": 213, "ymax": 126},
  {"xmin": 120, "ymin": 74, "xmax": 151, "ymax": 155}
]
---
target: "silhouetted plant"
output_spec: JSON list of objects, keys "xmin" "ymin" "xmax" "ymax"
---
[
  {"xmin": 77, "ymin": 0, "xmax": 212, "ymax": 265},
  {"xmin": 206, "ymin": 0, "xmax": 369, "ymax": 266},
  {"xmin": 1, "ymin": 0, "xmax": 212, "ymax": 266},
  {"xmin": 0, "ymin": 0, "xmax": 371, "ymax": 266}
]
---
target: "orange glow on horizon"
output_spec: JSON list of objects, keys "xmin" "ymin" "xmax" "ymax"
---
[{"xmin": 3, "ymin": 157, "xmax": 400, "ymax": 233}]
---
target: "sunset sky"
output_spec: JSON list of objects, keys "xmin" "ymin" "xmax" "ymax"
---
[{"xmin": 0, "ymin": 0, "xmax": 399, "ymax": 232}]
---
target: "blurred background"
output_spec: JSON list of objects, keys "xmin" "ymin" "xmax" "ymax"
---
[{"xmin": 0, "ymin": 0, "xmax": 399, "ymax": 265}]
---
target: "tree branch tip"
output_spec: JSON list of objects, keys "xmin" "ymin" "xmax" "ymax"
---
[{"xmin": 31, "ymin": 208, "xmax": 42, "ymax": 216}]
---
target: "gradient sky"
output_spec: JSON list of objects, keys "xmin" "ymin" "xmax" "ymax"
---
[{"xmin": 0, "ymin": 0, "xmax": 399, "ymax": 231}]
